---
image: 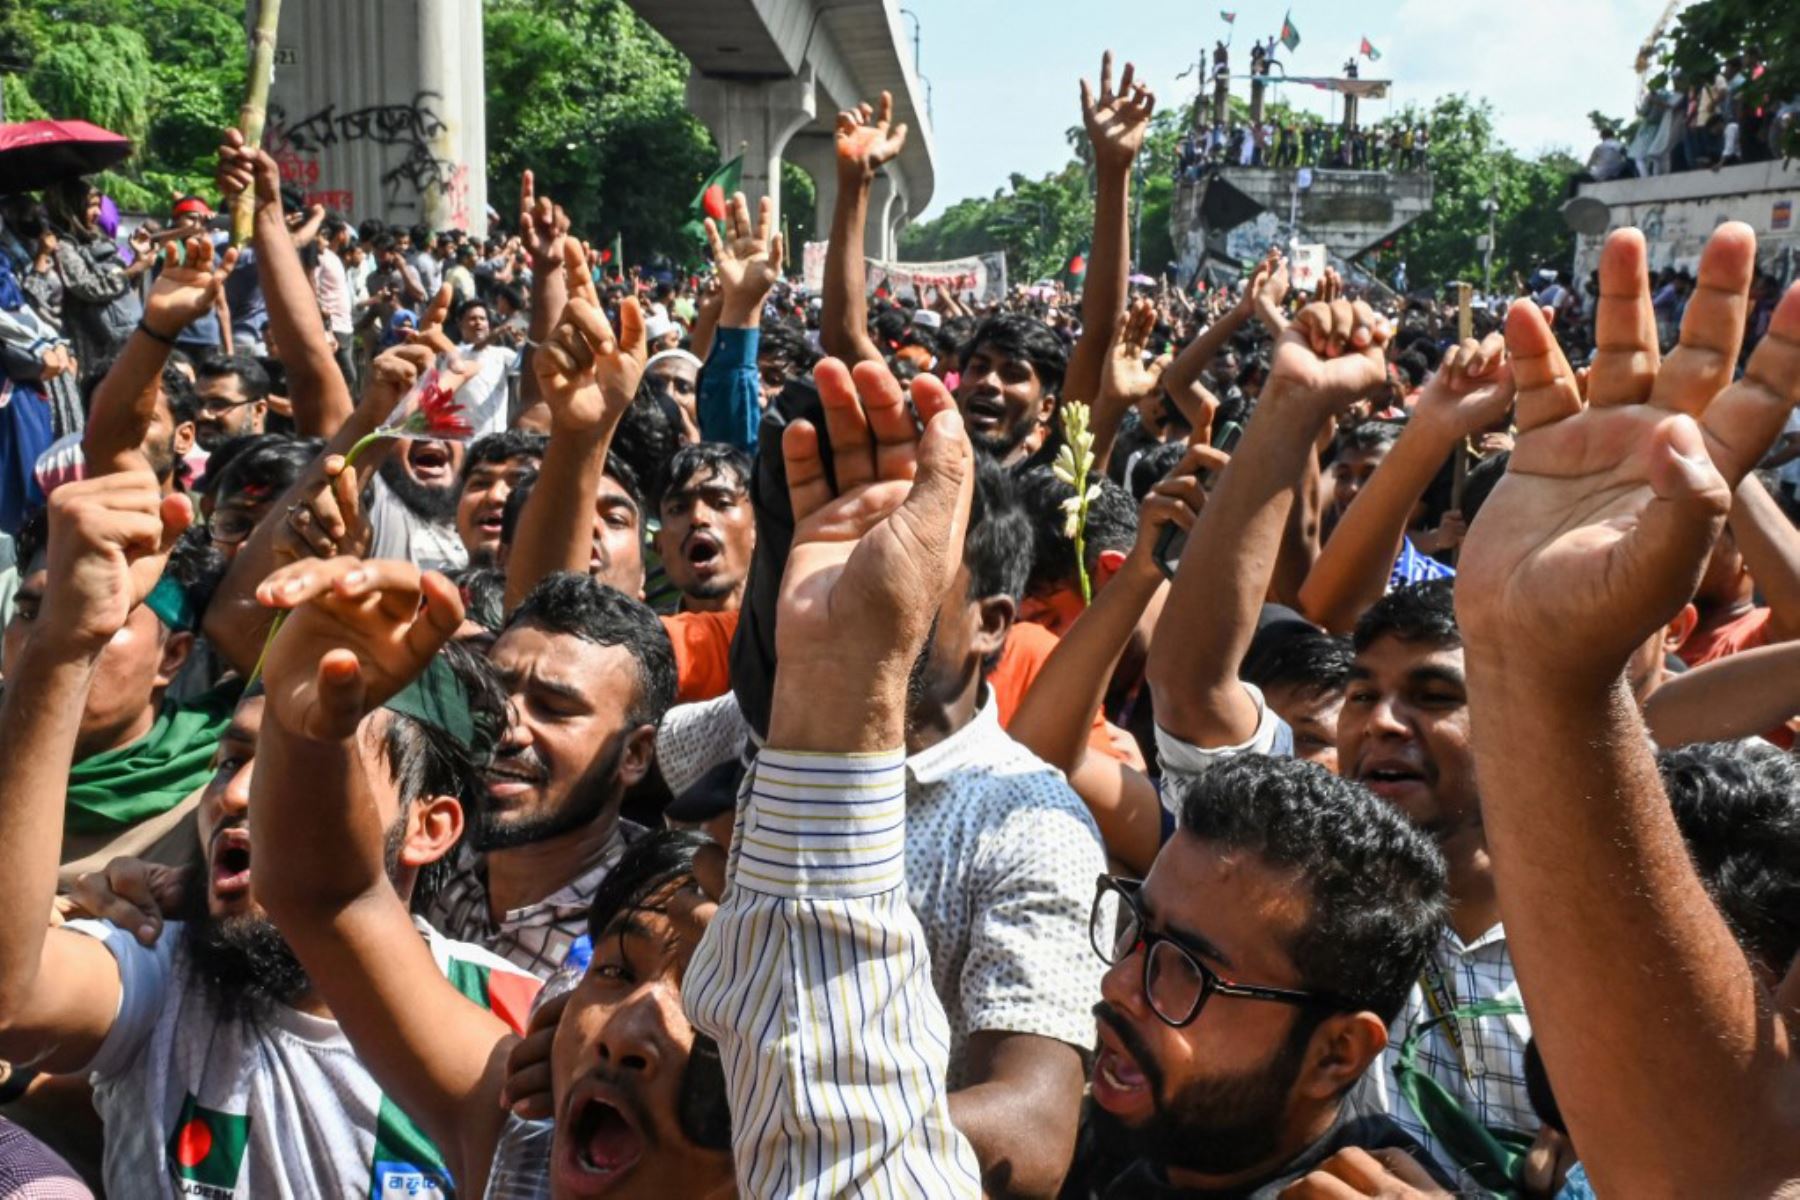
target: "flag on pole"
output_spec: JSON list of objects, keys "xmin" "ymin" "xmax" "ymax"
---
[
  {"xmin": 1360, "ymin": 37, "xmax": 1381, "ymax": 61},
  {"xmin": 1279, "ymin": 11, "xmax": 1301, "ymax": 51},
  {"xmin": 1220, "ymin": 10, "xmax": 1236, "ymax": 22},
  {"xmin": 1062, "ymin": 247, "xmax": 1089, "ymax": 288}
]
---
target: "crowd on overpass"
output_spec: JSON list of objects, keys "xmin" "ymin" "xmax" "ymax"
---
[
  {"xmin": 1179, "ymin": 116, "xmax": 1431, "ymax": 178},
  {"xmin": 1584, "ymin": 53, "xmax": 1796, "ymax": 181},
  {"xmin": 3, "ymin": 29, "xmax": 1800, "ymax": 1200}
]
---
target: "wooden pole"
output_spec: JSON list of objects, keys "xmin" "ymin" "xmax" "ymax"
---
[
  {"xmin": 233, "ymin": 0, "xmax": 283, "ymax": 246},
  {"xmin": 1449, "ymin": 280, "xmax": 1473, "ymax": 562}
]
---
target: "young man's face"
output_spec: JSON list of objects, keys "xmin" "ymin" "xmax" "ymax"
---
[
  {"xmin": 955, "ymin": 342, "xmax": 1050, "ymax": 461},
  {"xmin": 481, "ymin": 624, "xmax": 651, "ymax": 851},
  {"xmin": 1328, "ymin": 443, "xmax": 1392, "ymax": 521},
  {"xmin": 644, "ymin": 359, "xmax": 697, "ymax": 413},
  {"xmin": 4, "ymin": 566, "xmax": 183, "ymax": 760},
  {"xmin": 383, "ymin": 440, "xmax": 468, "ymax": 523},
  {"xmin": 549, "ymin": 880, "xmax": 735, "ymax": 1197},
  {"xmin": 587, "ymin": 475, "xmax": 646, "ymax": 599},
  {"xmin": 655, "ymin": 467, "xmax": 753, "ymax": 611},
  {"xmin": 459, "ymin": 305, "xmax": 491, "ymax": 344},
  {"xmin": 1092, "ymin": 835, "xmax": 1332, "ymax": 1180},
  {"xmin": 456, "ymin": 452, "xmax": 540, "ymax": 565},
  {"xmin": 1337, "ymin": 636, "xmax": 1478, "ymax": 843},
  {"xmin": 1263, "ymin": 682, "xmax": 1344, "ymax": 775},
  {"xmin": 194, "ymin": 372, "xmax": 267, "ymax": 451},
  {"xmin": 144, "ymin": 388, "xmax": 195, "ymax": 483}
]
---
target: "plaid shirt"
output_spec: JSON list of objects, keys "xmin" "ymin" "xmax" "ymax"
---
[
  {"xmin": 0, "ymin": 1120, "xmax": 90, "ymax": 1199},
  {"xmin": 1374, "ymin": 924, "xmax": 1538, "ymax": 1180},
  {"xmin": 425, "ymin": 824, "xmax": 643, "ymax": 978}
]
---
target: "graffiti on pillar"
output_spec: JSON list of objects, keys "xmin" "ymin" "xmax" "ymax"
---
[{"xmin": 267, "ymin": 92, "xmax": 461, "ymax": 217}]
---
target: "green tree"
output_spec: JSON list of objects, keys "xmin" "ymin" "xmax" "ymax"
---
[
  {"xmin": 484, "ymin": 0, "xmax": 716, "ymax": 263},
  {"xmin": 1661, "ymin": 0, "xmax": 1800, "ymax": 158}
]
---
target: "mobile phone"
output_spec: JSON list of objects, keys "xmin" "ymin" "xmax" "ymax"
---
[{"xmin": 1154, "ymin": 422, "xmax": 1245, "ymax": 578}]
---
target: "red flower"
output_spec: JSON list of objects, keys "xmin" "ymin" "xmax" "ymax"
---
[{"xmin": 411, "ymin": 378, "xmax": 475, "ymax": 441}]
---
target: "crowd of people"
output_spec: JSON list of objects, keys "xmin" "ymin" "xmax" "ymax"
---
[
  {"xmin": 1179, "ymin": 116, "xmax": 1429, "ymax": 178},
  {"xmin": 0, "ymin": 42, "xmax": 1798, "ymax": 1200},
  {"xmin": 1585, "ymin": 54, "xmax": 1798, "ymax": 181}
]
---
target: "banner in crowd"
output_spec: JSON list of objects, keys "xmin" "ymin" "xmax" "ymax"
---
[
  {"xmin": 1280, "ymin": 76, "xmax": 1392, "ymax": 100},
  {"xmin": 802, "ymin": 242, "xmax": 1009, "ymax": 303},
  {"xmin": 1290, "ymin": 243, "xmax": 1327, "ymax": 292}
]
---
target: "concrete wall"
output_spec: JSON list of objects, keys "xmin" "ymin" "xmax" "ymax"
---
[
  {"xmin": 1171, "ymin": 167, "xmax": 1434, "ymax": 279},
  {"xmin": 1572, "ymin": 161, "xmax": 1799, "ymax": 287},
  {"xmin": 260, "ymin": 0, "xmax": 487, "ymax": 235}
]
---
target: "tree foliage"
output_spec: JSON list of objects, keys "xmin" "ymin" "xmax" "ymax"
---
[
  {"xmin": 1660, "ymin": 0, "xmax": 1800, "ymax": 158},
  {"xmin": 484, "ymin": 0, "xmax": 716, "ymax": 262},
  {"xmin": 0, "ymin": 0, "xmax": 247, "ymax": 210}
]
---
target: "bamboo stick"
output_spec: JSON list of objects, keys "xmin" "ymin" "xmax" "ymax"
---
[{"xmin": 233, "ymin": 0, "xmax": 283, "ymax": 246}]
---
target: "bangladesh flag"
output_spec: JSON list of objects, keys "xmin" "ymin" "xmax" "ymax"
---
[
  {"xmin": 1220, "ymin": 10, "xmax": 1235, "ymax": 22},
  {"xmin": 1360, "ymin": 37, "xmax": 1381, "ymax": 61},
  {"xmin": 167, "ymin": 1095, "xmax": 250, "ymax": 1192},
  {"xmin": 684, "ymin": 155, "xmax": 744, "ymax": 244},
  {"xmin": 1279, "ymin": 11, "xmax": 1301, "ymax": 51},
  {"xmin": 1063, "ymin": 248, "xmax": 1089, "ymax": 287}
]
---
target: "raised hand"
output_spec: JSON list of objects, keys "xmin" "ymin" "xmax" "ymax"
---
[
  {"xmin": 772, "ymin": 358, "xmax": 975, "ymax": 749},
  {"xmin": 216, "ymin": 127, "xmax": 281, "ymax": 207},
  {"xmin": 1409, "ymin": 332, "xmax": 1514, "ymax": 441},
  {"xmin": 836, "ymin": 91, "xmax": 909, "ymax": 182},
  {"xmin": 39, "ymin": 469, "xmax": 192, "ymax": 654},
  {"xmin": 1081, "ymin": 51, "xmax": 1157, "ymax": 172},
  {"xmin": 1100, "ymin": 298, "xmax": 1163, "ymax": 411},
  {"xmin": 1250, "ymin": 250, "xmax": 1291, "ymax": 332},
  {"xmin": 705, "ymin": 191, "xmax": 785, "ymax": 326},
  {"xmin": 531, "ymin": 239, "xmax": 645, "ymax": 433},
  {"xmin": 1267, "ymin": 296, "xmax": 1393, "ymax": 412},
  {"xmin": 518, "ymin": 169, "xmax": 571, "ymax": 273},
  {"xmin": 274, "ymin": 453, "xmax": 369, "ymax": 565},
  {"xmin": 254, "ymin": 557, "xmax": 464, "ymax": 742},
  {"xmin": 142, "ymin": 234, "xmax": 239, "ymax": 339},
  {"xmin": 1456, "ymin": 223, "xmax": 1800, "ymax": 687}
]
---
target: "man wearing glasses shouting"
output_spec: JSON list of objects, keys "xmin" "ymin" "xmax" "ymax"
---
[{"xmin": 1075, "ymin": 753, "xmax": 1455, "ymax": 1197}]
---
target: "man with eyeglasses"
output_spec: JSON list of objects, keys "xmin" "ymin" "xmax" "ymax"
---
[
  {"xmin": 1070, "ymin": 754, "xmax": 1454, "ymax": 1197},
  {"xmin": 191, "ymin": 352, "xmax": 270, "ymax": 453}
]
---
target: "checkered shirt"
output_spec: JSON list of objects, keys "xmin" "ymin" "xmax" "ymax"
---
[{"xmin": 425, "ymin": 824, "xmax": 643, "ymax": 978}]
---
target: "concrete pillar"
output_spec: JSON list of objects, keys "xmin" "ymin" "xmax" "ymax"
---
[
  {"xmin": 687, "ymin": 66, "xmax": 817, "ymax": 234},
  {"xmin": 785, "ymin": 131, "xmax": 840, "ymax": 245},
  {"xmin": 865, "ymin": 170, "xmax": 898, "ymax": 262},
  {"xmin": 264, "ymin": 0, "xmax": 487, "ymax": 234}
]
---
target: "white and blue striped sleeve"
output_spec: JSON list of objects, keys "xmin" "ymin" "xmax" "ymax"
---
[{"xmin": 684, "ymin": 747, "xmax": 984, "ymax": 1199}]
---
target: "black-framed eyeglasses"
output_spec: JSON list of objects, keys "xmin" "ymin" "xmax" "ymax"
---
[
  {"xmin": 196, "ymin": 396, "xmax": 263, "ymax": 415},
  {"xmin": 1089, "ymin": 874, "xmax": 1344, "ymax": 1028}
]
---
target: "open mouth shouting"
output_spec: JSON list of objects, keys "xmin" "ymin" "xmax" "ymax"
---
[
  {"xmin": 961, "ymin": 392, "xmax": 1006, "ymax": 434},
  {"xmin": 408, "ymin": 440, "xmax": 454, "ymax": 487},
  {"xmin": 210, "ymin": 825, "xmax": 253, "ymax": 903},
  {"xmin": 1353, "ymin": 756, "xmax": 1429, "ymax": 803},
  {"xmin": 682, "ymin": 530, "xmax": 723, "ymax": 578},
  {"xmin": 554, "ymin": 1081, "xmax": 648, "ymax": 1196},
  {"xmin": 1091, "ymin": 1017, "xmax": 1154, "ymax": 1120}
]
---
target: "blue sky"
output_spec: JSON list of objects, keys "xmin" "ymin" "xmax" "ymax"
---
[{"xmin": 901, "ymin": 0, "xmax": 1683, "ymax": 218}]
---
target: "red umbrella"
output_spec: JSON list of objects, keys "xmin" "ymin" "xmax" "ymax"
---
[{"xmin": 0, "ymin": 120, "xmax": 132, "ymax": 192}]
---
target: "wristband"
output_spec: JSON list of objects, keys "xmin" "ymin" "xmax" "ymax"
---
[{"xmin": 137, "ymin": 318, "xmax": 179, "ymax": 347}]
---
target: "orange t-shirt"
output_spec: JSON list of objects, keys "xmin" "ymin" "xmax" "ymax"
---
[
  {"xmin": 991, "ymin": 621, "xmax": 1144, "ymax": 769},
  {"xmin": 1679, "ymin": 606, "xmax": 1773, "ymax": 668},
  {"xmin": 661, "ymin": 609, "xmax": 740, "ymax": 704}
]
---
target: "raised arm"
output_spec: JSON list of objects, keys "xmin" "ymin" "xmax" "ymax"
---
[
  {"xmin": 1727, "ymin": 473, "xmax": 1800, "ymax": 644},
  {"xmin": 697, "ymin": 193, "xmax": 784, "ymax": 451},
  {"xmin": 1063, "ymin": 52, "xmax": 1155, "ymax": 411},
  {"xmin": 217, "ymin": 130, "xmax": 353, "ymax": 438},
  {"xmin": 1091, "ymin": 298, "xmax": 1160, "ymax": 474},
  {"xmin": 512, "ymin": 171, "xmax": 573, "ymax": 432},
  {"xmin": 1456, "ymin": 224, "xmax": 1800, "ymax": 1197},
  {"xmin": 0, "ymin": 469, "xmax": 187, "ymax": 1072},
  {"xmin": 503, "ymin": 240, "xmax": 644, "ymax": 612},
  {"xmin": 685, "ymin": 357, "xmax": 981, "ymax": 1195},
  {"xmin": 1160, "ymin": 261, "xmax": 1263, "ymax": 404},
  {"xmin": 1008, "ymin": 458, "xmax": 1213, "ymax": 872},
  {"xmin": 1297, "ymin": 334, "xmax": 1513, "ymax": 632},
  {"xmin": 250, "ymin": 555, "xmax": 518, "ymax": 1193},
  {"xmin": 1146, "ymin": 299, "xmax": 1390, "ymax": 750},
  {"xmin": 1645, "ymin": 638, "xmax": 1800, "ymax": 747},
  {"xmin": 820, "ymin": 92, "xmax": 907, "ymax": 366},
  {"xmin": 81, "ymin": 234, "xmax": 235, "ymax": 477}
]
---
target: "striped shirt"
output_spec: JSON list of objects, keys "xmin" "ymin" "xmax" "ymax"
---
[{"xmin": 685, "ymin": 747, "xmax": 983, "ymax": 1198}]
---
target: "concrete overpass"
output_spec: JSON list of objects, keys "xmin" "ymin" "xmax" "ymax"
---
[{"xmin": 624, "ymin": 0, "xmax": 936, "ymax": 260}]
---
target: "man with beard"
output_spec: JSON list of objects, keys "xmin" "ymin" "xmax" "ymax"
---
[
  {"xmin": 427, "ymin": 571, "xmax": 673, "ymax": 975},
  {"xmin": 653, "ymin": 443, "xmax": 753, "ymax": 613},
  {"xmin": 190, "ymin": 353, "xmax": 270, "ymax": 453},
  {"xmin": 238, "ymin": 549, "xmax": 732, "ymax": 1198},
  {"xmin": 367, "ymin": 436, "xmax": 470, "ymax": 573},
  {"xmin": 1147, "ymin": 302, "xmax": 1556, "ymax": 1182},
  {"xmin": 1070, "ymin": 756, "xmax": 1451, "ymax": 1197},
  {"xmin": 0, "ymin": 467, "xmax": 536, "ymax": 1197}
]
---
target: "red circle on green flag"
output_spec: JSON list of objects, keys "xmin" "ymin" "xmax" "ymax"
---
[
  {"xmin": 703, "ymin": 185, "xmax": 728, "ymax": 221},
  {"xmin": 1069, "ymin": 255, "xmax": 1087, "ymax": 275},
  {"xmin": 175, "ymin": 1119, "xmax": 212, "ymax": 1167}
]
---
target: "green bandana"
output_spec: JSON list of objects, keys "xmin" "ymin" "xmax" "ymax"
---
[
  {"xmin": 64, "ymin": 682, "xmax": 241, "ymax": 836},
  {"xmin": 383, "ymin": 654, "xmax": 479, "ymax": 752}
]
